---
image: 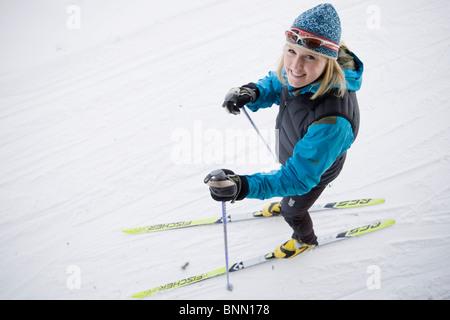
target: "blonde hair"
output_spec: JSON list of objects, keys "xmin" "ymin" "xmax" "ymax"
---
[{"xmin": 277, "ymin": 43, "xmax": 350, "ymax": 99}]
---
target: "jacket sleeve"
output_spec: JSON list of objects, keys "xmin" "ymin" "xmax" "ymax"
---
[
  {"xmin": 244, "ymin": 117, "xmax": 354, "ymax": 200},
  {"xmin": 245, "ymin": 71, "xmax": 284, "ymax": 111}
]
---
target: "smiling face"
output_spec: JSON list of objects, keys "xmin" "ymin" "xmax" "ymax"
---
[{"xmin": 283, "ymin": 42, "xmax": 328, "ymax": 88}]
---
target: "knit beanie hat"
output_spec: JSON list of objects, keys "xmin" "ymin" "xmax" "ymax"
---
[{"xmin": 290, "ymin": 3, "xmax": 341, "ymax": 59}]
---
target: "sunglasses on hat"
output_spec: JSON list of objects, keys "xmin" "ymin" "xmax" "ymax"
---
[{"xmin": 285, "ymin": 28, "xmax": 339, "ymax": 52}]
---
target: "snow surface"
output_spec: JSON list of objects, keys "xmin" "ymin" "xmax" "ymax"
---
[{"xmin": 1, "ymin": 0, "xmax": 449, "ymax": 300}]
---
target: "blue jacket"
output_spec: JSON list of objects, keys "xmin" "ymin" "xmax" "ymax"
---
[{"xmin": 244, "ymin": 51, "xmax": 364, "ymax": 200}]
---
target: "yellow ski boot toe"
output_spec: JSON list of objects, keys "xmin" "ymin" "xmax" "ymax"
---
[
  {"xmin": 274, "ymin": 239, "xmax": 316, "ymax": 259},
  {"xmin": 262, "ymin": 202, "xmax": 281, "ymax": 217}
]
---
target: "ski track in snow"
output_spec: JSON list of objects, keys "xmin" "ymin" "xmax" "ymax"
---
[{"xmin": 1, "ymin": 0, "xmax": 450, "ymax": 299}]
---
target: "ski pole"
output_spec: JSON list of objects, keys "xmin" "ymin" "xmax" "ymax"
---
[
  {"xmin": 242, "ymin": 107, "xmax": 278, "ymax": 162},
  {"xmin": 204, "ymin": 169, "xmax": 235, "ymax": 291},
  {"xmin": 221, "ymin": 201, "xmax": 233, "ymax": 291}
]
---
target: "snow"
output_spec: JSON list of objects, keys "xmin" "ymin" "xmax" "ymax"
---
[{"xmin": 1, "ymin": 0, "xmax": 449, "ymax": 300}]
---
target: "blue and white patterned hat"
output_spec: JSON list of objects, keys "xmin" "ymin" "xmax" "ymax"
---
[{"xmin": 291, "ymin": 3, "xmax": 341, "ymax": 59}]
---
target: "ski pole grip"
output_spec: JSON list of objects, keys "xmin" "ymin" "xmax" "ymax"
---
[{"xmin": 204, "ymin": 169, "xmax": 235, "ymax": 188}]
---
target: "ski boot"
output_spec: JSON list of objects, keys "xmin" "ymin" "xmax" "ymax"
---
[
  {"xmin": 261, "ymin": 202, "xmax": 281, "ymax": 217},
  {"xmin": 274, "ymin": 239, "xmax": 316, "ymax": 259}
]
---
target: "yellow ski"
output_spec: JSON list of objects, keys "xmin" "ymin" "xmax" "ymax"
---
[
  {"xmin": 122, "ymin": 198, "xmax": 385, "ymax": 234},
  {"xmin": 130, "ymin": 218, "xmax": 395, "ymax": 298}
]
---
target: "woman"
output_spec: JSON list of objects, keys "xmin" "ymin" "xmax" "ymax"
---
[{"xmin": 205, "ymin": 3, "xmax": 364, "ymax": 259}]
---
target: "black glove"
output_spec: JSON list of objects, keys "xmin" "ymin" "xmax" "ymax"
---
[
  {"xmin": 222, "ymin": 84, "xmax": 259, "ymax": 115},
  {"xmin": 204, "ymin": 169, "xmax": 248, "ymax": 202}
]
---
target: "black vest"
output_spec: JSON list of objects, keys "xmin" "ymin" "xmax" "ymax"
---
[{"xmin": 276, "ymin": 87, "xmax": 360, "ymax": 186}]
